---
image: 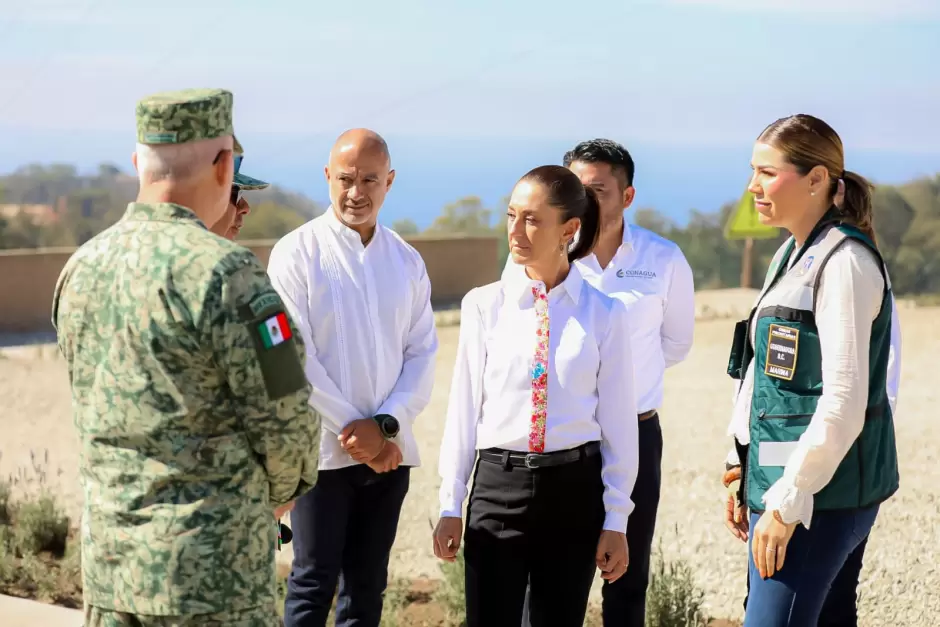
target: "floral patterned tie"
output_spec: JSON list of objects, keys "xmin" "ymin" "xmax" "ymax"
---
[{"xmin": 529, "ymin": 284, "xmax": 549, "ymax": 453}]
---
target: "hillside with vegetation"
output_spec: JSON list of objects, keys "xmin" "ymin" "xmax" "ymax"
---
[
  {"xmin": 2, "ymin": 164, "xmax": 939, "ymax": 297},
  {"xmin": 631, "ymin": 175, "xmax": 940, "ymax": 296},
  {"xmin": 0, "ymin": 163, "xmax": 322, "ymax": 249},
  {"xmin": 396, "ymin": 174, "xmax": 940, "ymax": 298}
]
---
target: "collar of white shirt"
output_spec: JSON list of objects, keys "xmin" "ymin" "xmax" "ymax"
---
[
  {"xmin": 323, "ymin": 206, "xmax": 381, "ymax": 247},
  {"xmin": 570, "ymin": 216, "xmax": 634, "ymax": 248},
  {"xmin": 502, "ymin": 260, "xmax": 584, "ymax": 307},
  {"xmin": 620, "ymin": 219, "xmax": 635, "ymax": 250},
  {"xmin": 576, "ymin": 218, "xmax": 634, "ymax": 273}
]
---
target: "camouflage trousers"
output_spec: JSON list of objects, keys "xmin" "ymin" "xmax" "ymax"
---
[{"xmin": 83, "ymin": 603, "xmax": 283, "ymax": 627}]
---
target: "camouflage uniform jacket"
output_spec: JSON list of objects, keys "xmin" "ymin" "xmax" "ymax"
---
[{"xmin": 52, "ymin": 202, "xmax": 320, "ymax": 616}]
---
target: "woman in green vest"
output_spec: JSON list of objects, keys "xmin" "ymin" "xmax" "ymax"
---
[{"xmin": 723, "ymin": 114, "xmax": 900, "ymax": 627}]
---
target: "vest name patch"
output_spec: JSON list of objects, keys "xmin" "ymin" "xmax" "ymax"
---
[{"xmin": 765, "ymin": 324, "xmax": 799, "ymax": 381}]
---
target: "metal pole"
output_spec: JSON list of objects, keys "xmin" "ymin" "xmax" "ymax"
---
[{"xmin": 741, "ymin": 237, "xmax": 754, "ymax": 288}]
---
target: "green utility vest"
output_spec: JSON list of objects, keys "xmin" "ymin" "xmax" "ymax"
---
[{"xmin": 728, "ymin": 216, "xmax": 899, "ymax": 514}]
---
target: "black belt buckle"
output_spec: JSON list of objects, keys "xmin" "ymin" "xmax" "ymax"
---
[{"xmin": 524, "ymin": 454, "xmax": 538, "ymax": 469}]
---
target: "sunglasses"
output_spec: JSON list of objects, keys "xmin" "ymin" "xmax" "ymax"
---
[
  {"xmin": 212, "ymin": 152, "xmax": 244, "ymax": 175},
  {"xmin": 212, "ymin": 151, "xmax": 244, "ymax": 204},
  {"xmin": 229, "ymin": 155, "xmax": 245, "ymax": 204}
]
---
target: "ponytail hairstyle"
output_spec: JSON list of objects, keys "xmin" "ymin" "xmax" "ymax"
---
[
  {"xmin": 840, "ymin": 169, "xmax": 876, "ymax": 244},
  {"xmin": 518, "ymin": 165, "xmax": 601, "ymax": 262},
  {"xmin": 758, "ymin": 114, "xmax": 878, "ymax": 246},
  {"xmin": 569, "ymin": 186, "xmax": 601, "ymax": 262}
]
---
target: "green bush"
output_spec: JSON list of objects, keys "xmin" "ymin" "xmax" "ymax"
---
[
  {"xmin": 645, "ymin": 538, "xmax": 709, "ymax": 627},
  {"xmin": 434, "ymin": 551, "xmax": 467, "ymax": 626},
  {"xmin": 0, "ymin": 479, "xmax": 11, "ymax": 525},
  {"xmin": 0, "ymin": 450, "xmax": 82, "ymax": 606},
  {"xmin": 13, "ymin": 495, "xmax": 69, "ymax": 557},
  {"xmin": 0, "ymin": 527, "xmax": 15, "ymax": 583}
]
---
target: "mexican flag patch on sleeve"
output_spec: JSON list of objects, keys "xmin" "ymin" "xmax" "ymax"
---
[{"xmin": 258, "ymin": 312, "xmax": 293, "ymax": 348}]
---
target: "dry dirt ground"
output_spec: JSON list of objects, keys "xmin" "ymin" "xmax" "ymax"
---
[{"xmin": 1, "ymin": 289, "xmax": 937, "ymax": 625}]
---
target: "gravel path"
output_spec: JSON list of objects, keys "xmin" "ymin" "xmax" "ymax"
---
[{"xmin": 1, "ymin": 298, "xmax": 936, "ymax": 626}]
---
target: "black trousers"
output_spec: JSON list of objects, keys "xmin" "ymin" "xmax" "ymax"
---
[
  {"xmin": 519, "ymin": 415, "xmax": 664, "ymax": 627},
  {"xmin": 464, "ymin": 444, "xmax": 606, "ymax": 627},
  {"xmin": 283, "ymin": 464, "xmax": 410, "ymax": 627},
  {"xmin": 742, "ymin": 534, "xmax": 870, "ymax": 626},
  {"xmin": 600, "ymin": 414, "xmax": 663, "ymax": 626}
]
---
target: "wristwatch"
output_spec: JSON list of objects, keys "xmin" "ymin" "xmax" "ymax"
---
[{"xmin": 373, "ymin": 414, "xmax": 400, "ymax": 439}]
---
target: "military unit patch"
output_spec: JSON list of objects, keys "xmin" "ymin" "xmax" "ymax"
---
[{"xmin": 248, "ymin": 292, "xmax": 281, "ymax": 317}]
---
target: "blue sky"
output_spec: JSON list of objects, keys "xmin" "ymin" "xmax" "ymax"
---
[
  {"xmin": 0, "ymin": 0, "xmax": 938, "ymax": 227},
  {"xmin": 1, "ymin": 0, "xmax": 938, "ymax": 150}
]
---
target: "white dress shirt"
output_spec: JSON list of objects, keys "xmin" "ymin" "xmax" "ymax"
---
[
  {"xmin": 438, "ymin": 263, "xmax": 639, "ymax": 533},
  {"xmin": 727, "ymin": 239, "xmax": 901, "ymax": 527},
  {"xmin": 267, "ymin": 209, "xmax": 438, "ymax": 471},
  {"xmin": 503, "ymin": 221, "xmax": 695, "ymax": 413}
]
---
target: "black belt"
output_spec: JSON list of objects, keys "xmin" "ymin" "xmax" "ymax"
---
[{"xmin": 478, "ymin": 441, "xmax": 601, "ymax": 470}]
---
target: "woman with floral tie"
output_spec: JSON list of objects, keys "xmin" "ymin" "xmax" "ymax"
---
[{"xmin": 432, "ymin": 165, "xmax": 640, "ymax": 627}]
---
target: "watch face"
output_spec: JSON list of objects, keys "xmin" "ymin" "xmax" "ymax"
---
[{"xmin": 383, "ymin": 416, "xmax": 400, "ymax": 436}]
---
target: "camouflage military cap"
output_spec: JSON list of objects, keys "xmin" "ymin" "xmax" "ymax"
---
[
  {"xmin": 136, "ymin": 88, "xmax": 244, "ymax": 153},
  {"xmin": 233, "ymin": 154, "xmax": 269, "ymax": 191}
]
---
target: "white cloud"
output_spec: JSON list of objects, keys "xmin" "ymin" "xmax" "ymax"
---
[{"xmin": 664, "ymin": 0, "xmax": 940, "ymax": 19}]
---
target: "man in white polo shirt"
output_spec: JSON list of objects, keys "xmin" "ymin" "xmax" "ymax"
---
[{"xmin": 510, "ymin": 138, "xmax": 695, "ymax": 627}]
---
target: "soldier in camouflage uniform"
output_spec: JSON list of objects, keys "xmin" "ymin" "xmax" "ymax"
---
[
  {"xmin": 210, "ymin": 151, "xmax": 269, "ymax": 240},
  {"xmin": 51, "ymin": 88, "xmax": 320, "ymax": 627}
]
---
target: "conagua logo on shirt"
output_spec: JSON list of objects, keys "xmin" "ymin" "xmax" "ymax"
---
[
  {"xmin": 616, "ymin": 268, "xmax": 657, "ymax": 279},
  {"xmin": 258, "ymin": 312, "xmax": 293, "ymax": 348}
]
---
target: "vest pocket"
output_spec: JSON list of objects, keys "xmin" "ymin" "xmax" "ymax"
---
[
  {"xmin": 857, "ymin": 408, "xmax": 900, "ymax": 506},
  {"xmin": 753, "ymin": 313, "xmax": 822, "ymax": 396},
  {"xmin": 819, "ymin": 441, "xmax": 863, "ymax": 509},
  {"xmin": 749, "ymin": 412, "xmax": 811, "ymax": 496}
]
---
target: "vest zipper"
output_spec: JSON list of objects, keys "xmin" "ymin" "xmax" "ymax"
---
[{"xmin": 757, "ymin": 410, "xmax": 812, "ymax": 420}]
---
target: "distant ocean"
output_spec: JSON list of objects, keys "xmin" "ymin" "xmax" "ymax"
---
[{"xmin": 4, "ymin": 129, "xmax": 939, "ymax": 229}]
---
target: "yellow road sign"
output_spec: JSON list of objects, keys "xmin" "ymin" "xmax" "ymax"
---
[{"xmin": 724, "ymin": 187, "xmax": 779, "ymax": 240}]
